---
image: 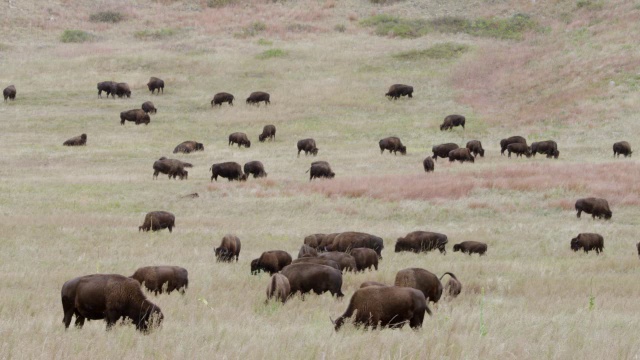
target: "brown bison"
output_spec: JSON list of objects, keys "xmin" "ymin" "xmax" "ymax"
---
[
  {"xmin": 304, "ymin": 233, "xmax": 339, "ymax": 251},
  {"xmin": 571, "ymin": 233, "xmax": 604, "ymax": 254},
  {"xmin": 266, "ymin": 274, "xmax": 291, "ymax": 303},
  {"xmin": 298, "ymin": 244, "xmax": 318, "ymax": 258},
  {"xmin": 3, "ymin": 85, "xmax": 16, "ymax": 101},
  {"xmin": 115, "ymin": 82, "xmax": 131, "ymax": 98},
  {"xmin": 359, "ymin": 281, "xmax": 388, "ymax": 288},
  {"xmin": 432, "ymin": 143, "xmax": 459, "ymax": 160},
  {"xmin": 291, "ymin": 257, "xmax": 341, "ymax": 270},
  {"xmin": 97, "ymin": 81, "xmax": 116, "ymax": 99},
  {"xmin": 395, "ymin": 231, "xmax": 447, "ymax": 254},
  {"xmin": 215, "ymin": 234, "xmax": 241, "ymax": 262},
  {"xmin": 441, "ymin": 272, "xmax": 461, "ymax": 298},
  {"xmin": 229, "ymin": 132, "xmax": 251, "ymax": 148},
  {"xmin": 210, "ymin": 162, "xmax": 247, "ymax": 182},
  {"xmin": 63, "ymin": 134, "xmax": 87, "ymax": 146},
  {"xmin": 259, "ymin": 125, "xmax": 276, "ymax": 142},
  {"xmin": 500, "ymin": 136, "xmax": 526, "ymax": 155},
  {"xmin": 466, "ymin": 140, "xmax": 484, "ymax": 158},
  {"xmin": 613, "ymin": 141, "xmax": 632, "ymax": 157},
  {"xmin": 281, "ymin": 263, "xmax": 344, "ymax": 298},
  {"xmin": 453, "ymin": 241, "xmax": 487, "ymax": 256},
  {"xmin": 173, "ymin": 141, "xmax": 204, "ymax": 154},
  {"xmin": 329, "ymin": 231, "xmax": 384, "ymax": 258},
  {"xmin": 244, "ymin": 161, "xmax": 267, "ymax": 178},
  {"xmin": 385, "ymin": 84, "xmax": 413, "ymax": 100},
  {"xmin": 449, "ymin": 148, "xmax": 475, "ymax": 163},
  {"xmin": 307, "ymin": 161, "xmax": 335, "ymax": 181},
  {"xmin": 139, "ymin": 211, "xmax": 175, "ymax": 232},
  {"xmin": 251, "ymin": 250, "xmax": 292, "ymax": 275},
  {"xmin": 423, "ymin": 157, "xmax": 435, "ymax": 172},
  {"xmin": 147, "ymin": 77, "xmax": 164, "ymax": 94},
  {"xmin": 506, "ymin": 143, "xmax": 531, "ymax": 158},
  {"xmin": 297, "ymin": 138, "xmax": 319, "ymax": 157},
  {"xmin": 531, "ymin": 140, "xmax": 559, "ymax": 158},
  {"xmin": 333, "ymin": 286, "xmax": 429, "ymax": 331},
  {"xmin": 130, "ymin": 266, "xmax": 188, "ymax": 295},
  {"xmin": 395, "ymin": 268, "xmax": 445, "ymax": 303},
  {"xmin": 211, "ymin": 92, "xmax": 235, "ymax": 107},
  {"xmin": 153, "ymin": 157, "xmax": 190, "ymax": 180},
  {"xmin": 120, "ymin": 109, "xmax": 150, "ymax": 126},
  {"xmin": 440, "ymin": 114, "xmax": 465, "ymax": 131},
  {"xmin": 142, "ymin": 101, "xmax": 157, "ymax": 114},
  {"xmin": 61, "ymin": 274, "xmax": 163, "ymax": 331},
  {"xmin": 318, "ymin": 252, "xmax": 357, "ymax": 272},
  {"xmin": 350, "ymin": 248, "xmax": 378, "ymax": 271},
  {"xmin": 575, "ymin": 197, "xmax": 612, "ymax": 220},
  {"xmin": 246, "ymin": 91, "xmax": 270, "ymax": 105},
  {"xmin": 379, "ymin": 137, "xmax": 406, "ymax": 155}
]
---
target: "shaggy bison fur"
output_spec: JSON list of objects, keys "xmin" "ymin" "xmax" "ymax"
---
[
  {"xmin": 298, "ymin": 244, "xmax": 318, "ymax": 258},
  {"xmin": 395, "ymin": 231, "xmax": 447, "ymax": 254},
  {"xmin": 318, "ymin": 252, "xmax": 357, "ymax": 272},
  {"xmin": 453, "ymin": 241, "xmax": 487, "ymax": 256},
  {"xmin": 246, "ymin": 91, "xmax": 270, "ymax": 105},
  {"xmin": 307, "ymin": 161, "xmax": 334, "ymax": 180},
  {"xmin": 385, "ymin": 84, "xmax": 413, "ymax": 100},
  {"xmin": 531, "ymin": 140, "xmax": 559, "ymax": 158},
  {"xmin": 130, "ymin": 266, "xmax": 188, "ymax": 295},
  {"xmin": 329, "ymin": 231, "xmax": 384, "ymax": 258},
  {"xmin": 466, "ymin": 140, "xmax": 484, "ymax": 158},
  {"xmin": 63, "ymin": 134, "xmax": 87, "ymax": 146},
  {"xmin": 3, "ymin": 85, "xmax": 16, "ymax": 101},
  {"xmin": 244, "ymin": 161, "xmax": 267, "ymax": 178},
  {"xmin": 120, "ymin": 109, "xmax": 150, "ymax": 125},
  {"xmin": 395, "ymin": 268, "xmax": 444, "ymax": 303},
  {"xmin": 142, "ymin": 101, "xmax": 157, "ymax": 114},
  {"xmin": 571, "ymin": 233, "xmax": 604, "ymax": 254},
  {"xmin": 432, "ymin": 143, "xmax": 459, "ymax": 161},
  {"xmin": 139, "ymin": 211, "xmax": 175, "ymax": 232},
  {"xmin": 500, "ymin": 136, "xmax": 526, "ymax": 155},
  {"xmin": 147, "ymin": 77, "xmax": 164, "ymax": 95},
  {"xmin": 210, "ymin": 162, "xmax": 247, "ymax": 182},
  {"xmin": 281, "ymin": 263, "xmax": 344, "ymax": 298},
  {"xmin": 173, "ymin": 141, "xmax": 204, "ymax": 154},
  {"xmin": 211, "ymin": 92, "xmax": 234, "ymax": 107},
  {"xmin": 115, "ymin": 82, "xmax": 131, "ymax": 98},
  {"xmin": 97, "ymin": 81, "xmax": 116, "ymax": 99},
  {"xmin": 575, "ymin": 197, "xmax": 612, "ymax": 220},
  {"xmin": 449, "ymin": 148, "xmax": 475, "ymax": 163},
  {"xmin": 215, "ymin": 234, "xmax": 241, "ymax": 262},
  {"xmin": 506, "ymin": 143, "xmax": 531, "ymax": 158},
  {"xmin": 423, "ymin": 157, "xmax": 435, "ymax": 172},
  {"xmin": 350, "ymin": 247, "xmax": 378, "ymax": 271},
  {"xmin": 251, "ymin": 250, "xmax": 292, "ymax": 275},
  {"xmin": 440, "ymin": 114, "xmax": 465, "ymax": 131},
  {"xmin": 304, "ymin": 233, "xmax": 339, "ymax": 251},
  {"xmin": 297, "ymin": 138, "xmax": 319, "ymax": 157},
  {"xmin": 229, "ymin": 132, "xmax": 251, "ymax": 148},
  {"xmin": 613, "ymin": 141, "xmax": 632, "ymax": 157},
  {"xmin": 153, "ymin": 157, "xmax": 190, "ymax": 180},
  {"xmin": 259, "ymin": 125, "xmax": 276, "ymax": 142},
  {"xmin": 266, "ymin": 274, "xmax": 291, "ymax": 303},
  {"xmin": 379, "ymin": 137, "xmax": 406, "ymax": 155}
]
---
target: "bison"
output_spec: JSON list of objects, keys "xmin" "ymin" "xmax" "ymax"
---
[
  {"xmin": 281, "ymin": 263, "xmax": 344, "ymax": 298},
  {"xmin": 97, "ymin": 81, "xmax": 116, "ymax": 99},
  {"xmin": 153, "ymin": 157, "xmax": 190, "ymax": 180},
  {"xmin": 449, "ymin": 148, "xmax": 475, "ymax": 163},
  {"xmin": 173, "ymin": 141, "xmax": 204, "ymax": 154},
  {"xmin": 246, "ymin": 91, "xmax": 270, "ymax": 105},
  {"xmin": 531, "ymin": 140, "xmax": 559, "ymax": 158},
  {"xmin": 304, "ymin": 233, "xmax": 339, "ymax": 251},
  {"xmin": 432, "ymin": 143, "xmax": 459, "ymax": 161},
  {"xmin": 318, "ymin": 252, "xmax": 357, "ymax": 272},
  {"xmin": 453, "ymin": 241, "xmax": 487, "ymax": 256},
  {"xmin": 251, "ymin": 250, "xmax": 292, "ymax": 275},
  {"xmin": 61, "ymin": 274, "xmax": 163, "ymax": 331},
  {"xmin": 266, "ymin": 274, "xmax": 291, "ymax": 303},
  {"xmin": 211, "ymin": 92, "xmax": 235, "ymax": 107},
  {"xmin": 215, "ymin": 234, "xmax": 241, "ymax": 262},
  {"xmin": 613, "ymin": 141, "xmax": 632, "ymax": 157},
  {"xmin": 298, "ymin": 244, "xmax": 318, "ymax": 258},
  {"xmin": 115, "ymin": 82, "xmax": 131, "ymax": 98},
  {"xmin": 395, "ymin": 268, "xmax": 445, "ymax": 303},
  {"xmin": 120, "ymin": 109, "xmax": 150, "ymax": 125},
  {"xmin": 130, "ymin": 266, "xmax": 188, "ymax": 295},
  {"xmin": 244, "ymin": 161, "xmax": 267, "ymax": 178},
  {"xmin": 423, "ymin": 157, "xmax": 435, "ymax": 172},
  {"xmin": 466, "ymin": 140, "xmax": 484, "ymax": 158},
  {"xmin": 63, "ymin": 134, "xmax": 87, "ymax": 146},
  {"xmin": 441, "ymin": 272, "xmax": 461, "ymax": 298},
  {"xmin": 395, "ymin": 231, "xmax": 447, "ymax": 254},
  {"xmin": 139, "ymin": 211, "xmax": 175, "ymax": 232},
  {"xmin": 379, "ymin": 137, "xmax": 406, "ymax": 155},
  {"xmin": 575, "ymin": 197, "xmax": 612, "ymax": 220},
  {"xmin": 350, "ymin": 248, "xmax": 378, "ymax": 271},
  {"xmin": 142, "ymin": 101, "xmax": 157, "ymax": 114},
  {"xmin": 506, "ymin": 143, "xmax": 531, "ymax": 158},
  {"xmin": 571, "ymin": 233, "xmax": 604, "ymax": 254},
  {"xmin": 3, "ymin": 85, "xmax": 16, "ymax": 101},
  {"xmin": 259, "ymin": 125, "xmax": 276, "ymax": 142},
  {"xmin": 307, "ymin": 161, "xmax": 334, "ymax": 181},
  {"xmin": 297, "ymin": 138, "xmax": 319, "ymax": 157},
  {"xmin": 229, "ymin": 132, "xmax": 251, "ymax": 148},
  {"xmin": 291, "ymin": 257, "xmax": 341, "ymax": 271},
  {"xmin": 500, "ymin": 136, "xmax": 526, "ymax": 155},
  {"xmin": 385, "ymin": 84, "xmax": 413, "ymax": 100},
  {"xmin": 440, "ymin": 114, "xmax": 465, "ymax": 131},
  {"xmin": 329, "ymin": 231, "xmax": 384, "ymax": 258},
  {"xmin": 147, "ymin": 77, "xmax": 164, "ymax": 95},
  {"xmin": 210, "ymin": 162, "xmax": 247, "ymax": 182}
]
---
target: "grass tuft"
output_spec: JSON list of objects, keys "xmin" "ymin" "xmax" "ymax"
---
[
  {"xmin": 334, "ymin": 24, "xmax": 346, "ymax": 33},
  {"xmin": 576, "ymin": 0, "xmax": 604, "ymax": 10},
  {"xmin": 393, "ymin": 42, "xmax": 469, "ymax": 60},
  {"xmin": 60, "ymin": 30, "xmax": 95, "ymax": 43},
  {"xmin": 257, "ymin": 38, "xmax": 273, "ymax": 46},
  {"xmin": 207, "ymin": 0, "xmax": 237, "ymax": 7},
  {"xmin": 89, "ymin": 11, "xmax": 125, "ymax": 23},
  {"xmin": 360, "ymin": 14, "xmax": 429, "ymax": 38},
  {"xmin": 134, "ymin": 28, "xmax": 180, "ymax": 40},
  {"xmin": 256, "ymin": 48, "xmax": 287, "ymax": 60}
]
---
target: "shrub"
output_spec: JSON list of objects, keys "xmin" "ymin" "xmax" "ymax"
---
[
  {"xmin": 256, "ymin": 49, "xmax": 286, "ymax": 60},
  {"xmin": 134, "ymin": 28, "xmax": 179, "ymax": 40},
  {"xmin": 360, "ymin": 14, "xmax": 429, "ymax": 38},
  {"xmin": 60, "ymin": 30, "xmax": 95, "ymax": 43},
  {"xmin": 576, "ymin": 0, "xmax": 604, "ymax": 10},
  {"xmin": 393, "ymin": 43, "xmax": 470, "ymax": 60},
  {"xmin": 89, "ymin": 11, "xmax": 125, "ymax": 23},
  {"xmin": 234, "ymin": 22, "xmax": 267, "ymax": 38},
  {"xmin": 207, "ymin": 0, "xmax": 237, "ymax": 7}
]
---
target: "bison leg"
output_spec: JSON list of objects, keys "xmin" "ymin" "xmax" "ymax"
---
[
  {"xmin": 62, "ymin": 307, "xmax": 75, "ymax": 329},
  {"xmin": 168, "ymin": 226, "xmax": 172, "ymax": 233},
  {"xmin": 409, "ymin": 311, "xmax": 425, "ymax": 329},
  {"xmin": 74, "ymin": 313, "xmax": 85, "ymax": 328},
  {"xmin": 576, "ymin": 210, "xmax": 582, "ymax": 218}
]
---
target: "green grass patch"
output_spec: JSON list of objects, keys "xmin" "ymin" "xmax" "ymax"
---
[
  {"xmin": 393, "ymin": 42, "xmax": 470, "ymax": 60},
  {"xmin": 207, "ymin": 0, "xmax": 237, "ymax": 7},
  {"xmin": 134, "ymin": 28, "xmax": 180, "ymax": 40},
  {"xmin": 360, "ymin": 14, "xmax": 429, "ymax": 38},
  {"xmin": 257, "ymin": 38, "xmax": 273, "ymax": 46},
  {"xmin": 60, "ymin": 30, "xmax": 95, "ymax": 43},
  {"xmin": 234, "ymin": 22, "xmax": 267, "ymax": 38},
  {"xmin": 577, "ymin": 0, "xmax": 604, "ymax": 10},
  {"xmin": 256, "ymin": 48, "xmax": 287, "ymax": 60},
  {"xmin": 89, "ymin": 11, "xmax": 125, "ymax": 23}
]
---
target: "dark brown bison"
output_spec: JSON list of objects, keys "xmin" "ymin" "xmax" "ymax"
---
[
  {"xmin": 142, "ymin": 101, "xmax": 157, "ymax": 114},
  {"xmin": 441, "ymin": 272, "xmax": 461, "ymax": 298},
  {"xmin": 506, "ymin": 143, "xmax": 531, "ymax": 158},
  {"xmin": 432, "ymin": 143, "xmax": 459, "ymax": 160},
  {"xmin": 173, "ymin": 141, "xmax": 204, "ymax": 154},
  {"xmin": 229, "ymin": 132, "xmax": 251, "ymax": 148},
  {"xmin": 318, "ymin": 252, "xmax": 357, "ymax": 272},
  {"xmin": 531, "ymin": 140, "xmax": 559, "ymax": 158},
  {"xmin": 280, "ymin": 263, "xmax": 344, "ymax": 298},
  {"xmin": 97, "ymin": 81, "xmax": 116, "ymax": 98},
  {"xmin": 440, "ymin": 114, "xmax": 465, "ymax": 131},
  {"xmin": 613, "ymin": 141, "xmax": 632, "ymax": 157},
  {"xmin": 210, "ymin": 162, "xmax": 247, "ymax": 182},
  {"xmin": 211, "ymin": 92, "xmax": 234, "ymax": 107},
  {"xmin": 298, "ymin": 244, "xmax": 318, "ymax": 258},
  {"xmin": 120, "ymin": 109, "xmax": 150, "ymax": 125},
  {"xmin": 291, "ymin": 257, "xmax": 341, "ymax": 271},
  {"xmin": 147, "ymin": 77, "xmax": 164, "ymax": 94},
  {"xmin": 244, "ymin": 161, "xmax": 267, "ymax": 178},
  {"xmin": 449, "ymin": 148, "xmax": 475, "ymax": 163},
  {"xmin": 139, "ymin": 211, "xmax": 175, "ymax": 232},
  {"xmin": 307, "ymin": 161, "xmax": 334, "ymax": 181},
  {"xmin": 500, "ymin": 136, "xmax": 526, "ymax": 155},
  {"xmin": 395, "ymin": 268, "xmax": 444, "ymax": 303},
  {"xmin": 3, "ymin": 85, "xmax": 16, "ymax": 101},
  {"xmin": 153, "ymin": 157, "xmax": 190, "ymax": 180},
  {"xmin": 379, "ymin": 137, "xmax": 406, "ymax": 155},
  {"xmin": 115, "ymin": 82, "xmax": 131, "ymax": 98},
  {"xmin": 385, "ymin": 84, "xmax": 413, "ymax": 100},
  {"xmin": 246, "ymin": 91, "xmax": 270, "ymax": 105},
  {"xmin": 304, "ymin": 233, "xmax": 340, "ymax": 251},
  {"xmin": 215, "ymin": 234, "xmax": 241, "ymax": 262},
  {"xmin": 63, "ymin": 134, "xmax": 87, "ymax": 146},
  {"xmin": 259, "ymin": 125, "xmax": 276, "ymax": 142},
  {"xmin": 350, "ymin": 248, "xmax": 378, "ymax": 271},
  {"xmin": 61, "ymin": 274, "xmax": 163, "ymax": 331},
  {"xmin": 359, "ymin": 281, "xmax": 388, "ymax": 288},
  {"xmin": 297, "ymin": 138, "xmax": 319, "ymax": 157},
  {"xmin": 329, "ymin": 231, "xmax": 384, "ymax": 258},
  {"xmin": 575, "ymin": 197, "xmax": 612, "ymax": 220},
  {"xmin": 571, "ymin": 233, "xmax": 604, "ymax": 254},
  {"xmin": 395, "ymin": 231, "xmax": 447, "ymax": 254},
  {"xmin": 251, "ymin": 250, "xmax": 292, "ymax": 275},
  {"xmin": 266, "ymin": 274, "xmax": 291, "ymax": 303},
  {"xmin": 333, "ymin": 286, "xmax": 430, "ymax": 331},
  {"xmin": 466, "ymin": 140, "xmax": 484, "ymax": 158},
  {"xmin": 130, "ymin": 266, "xmax": 188, "ymax": 295},
  {"xmin": 453, "ymin": 241, "xmax": 487, "ymax": 256},
  {"xmin": 636, "ymin": 242, "xmax": 639, "ymax": 258},
  {"xmin": 423, "ymin": 157, "xmax": 435, "ymax": 172}
]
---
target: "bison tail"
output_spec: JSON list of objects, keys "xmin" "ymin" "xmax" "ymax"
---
[
  {"xmin": 439, "ymin": 272, "xmax": 458, "ymax": 281},
  {"xmin": 305, "ymin": 168, "xmax": 310, "ymax": 173}
]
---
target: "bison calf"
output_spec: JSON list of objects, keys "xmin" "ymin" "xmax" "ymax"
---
[
  {"xmin": 506, "ymin": 143, "xmax": 531, "ymax": 158},
  {"xmin": 385, "ymin": 84, "xmax": 413, "ymax": 100},
  {"xmin": 147, "ymin": 77, "xmax": 164, "ymax": 95},
  {"xmin": 259, "ymin": 125, "xmax": 276, "ymax": 142},
  {"xmin": 63, "ymin": 134, "xmax": 87, "ymax": 146},
  {"xmin": 142, "ymin": 101, "xmax": 157, "ymax": 114},
  {"xmin": 423, "ymin": 157, "xmax": 435, "ymax": 172},
  {"xmin": 229, "ymin": 132, "xmax": 251, "ymax": 148},
  {"xmin": 246, "ymin": 91, "xmax": 270, "ymax": 106},
  {"xmin": 441, "ymin": 272, "xmax": 462, "ymax": 298},
  {"xmin": 139, "ymin": 211, "xmax": 175, "ymax": 232},
  {"xmin": 131, "ymin": 266, "xmax": 188, "ymax": 295},
  {"xmin": 613, "ymin": 141, "xmax": 632, "ymax": 157},
  {"xmin": 266, "ymin": 274, "xmax": 291, "ymax": 303},
  {"xmin": 440, "ymin": 114, "xmax": 465, "ymax": 131},
  {"xmin": 215, "ymin": 234, "xmax": 241, "ymax": 262},
  {"xmin": 575, "ymin": 197, "xmax": 612, "ymax": 220},
  {"xmin": 350, "ymin": 248, "xmax": 378, "ymax": 271},
  {"xmin": 210, "ymin": 162, "xmax": 247, "ymax": 182},
  {"xmin": 449, "ymin": 148, "xmax": 475, "ymax": 163},
  {"xmin": 500, "ymin": 136, "xmax": 526, "ymax": 155},
  {"xmin": 571, "ymin": 233, "xmax": 604, "ymax": 254},
  {"xmin": 453, "ymin": 241, "xmax": 487, "ymax": 256},
  {"xmin": 379, "ymin": 137, "xmax": 406, "ymax": 155},
  {"xmin": 297, "ymin": 138, "xmax": 319, "ymax": 157}
]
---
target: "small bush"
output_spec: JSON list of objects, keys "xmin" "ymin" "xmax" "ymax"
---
[
  {"xmin": 256, "ymin": 49, "xmax": 286, "ymax": 60},
  {"xmin": 257, "ymin": 38, "xmax": 273, "ymax": 46},
  {"xmin": 576, "ymin": 0, "xmax": 604, "ymax": 10},
  {"xmin": 89, "ymin": 11, "xmax": 125, "ymax": 23},
  {"xmin": 334, "ymin": 24, "xmax": 346, "ymax": 33},
  {"xmin": 393, "ymin": 43, "xmax": 469, "ymax": 61},
  {"xmin": 134, "ymin": 28, "xmax": 179, "ymax": 40},
  {"xmin": 60, "ymin": 30, "xmax": 95, "ymax": 43},
  {"xmin": 234, "ymin": 22, "xmax": 267, "ymax": 38},
  {"xmin": 360, "ymin": 14, "xmax": 429, "ymax": 38}
]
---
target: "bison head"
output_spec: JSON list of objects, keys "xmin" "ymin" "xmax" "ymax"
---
[
  {"xmin": 259, "ymin": 133, "xmax": 266, "ymax": 142},
  {"xmin": 440, "ymin": 124, "xmax": 446, "ymax": 131},
  {"xmin": 215, "ymin": 247, "xmax": 229, "ymax": 261},
  {"xmin": 311, "ymin": 148, "xmax": 319, "ymax": 156},
  {"xmin": 80, "ymin": 134, "xmax": 87, "ymax": 140},
  {"xmin": 394, "ymin": 241, "xmax": 404, "ymax": 253},
  {"xmin": 399, "ymin": 146, "xmax": 407, "ymax": 155},
  {"xmin": 553, "ymin": 150, "xmax": 559, "ymax": 159},
  {"xmin": 245, "ymin": 140, "xmax": 251, "ymax": 148},
  {"xmin": 239, "ymin": 174, "xmax": 248, "ymax": 182},
  {"xmin": 479, "ymin": 148, "xmax": 485, "ymax": 157},
  {"xmin": 570, "ymin": 238, "xmax": 580, "ymax": 251},
  {"xmin": 604, "ymin": 210, "xmax": 612, "ymax": 220},
  {"xmin": 196, "ymin": 143, "xmax": 205, "ymax": 151},
  {"xmin": 250, "ymin": 259, "xmax": 261, "ymax": 275},
  {"xmin": 453, "ymin": 244, "xmax": 460, "ymax": 252},
  {"xmin": 136, "ymin": 304, "xmax": 163, "ymax": 333}
]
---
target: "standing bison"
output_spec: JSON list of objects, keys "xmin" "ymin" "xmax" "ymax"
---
[
  {"xmin": 448, "ymin": 148, "xmax": 475, "ymax": 163},
  {"xmin": 153, "ymin": 157, "xmax": 190, "ymax": 180},
  {"xmin": 211, "ymin": 92, "xmax": 235, "ymax": 107},
  {"xmin": 318, "ymin": 252, "xmax": 357, "ymax": 272},
  {"xmin": 500, "ymin": 136, "xmax": 526, "ymax": 155},
  {"xmin": 329, "ymin": 231, "xmax": 384, "ymax": 258},
  {"xmin": 229, "ymin": 132, "xmax": 251, "ymax": 148},
  {"xmin": 575, "ymin": 198, "xmax": 612, "ymax": 220},
  {"xmin": 297, "ymin": 138, "xmax": 319, "ymax": 157},
  {"xmin": 531, "ymin": 140, "xmax": 559, "ymax": 158},
  {"xmin": 466, "ymin": 140, "xmax": 484, "ymax": 158},
  {"xmin": 139, "ymin": 211, "xmax": 175, "ymax": 232},
  {"xmin": 115, "ymin": 82, "xmax": 131, "ymax": 98},
  {"xmin": 130, "ymin": 266, "xmax": 188, "ymax": 295},
  {"xmin": 350, "ymin": 248, "xmax": 378, "ymax": 271},
  {"xmin": 173, "ymin": 141, "xmax": 204, "ymax": 154},
  {"xmin": 266, "ymin": 274, "xmax": 291, "ymax": 303},
  {"xmin": 423, "ymin": 157, "xmax": 435, "ymax": 172},
  {"xmin": 120, "ymin": 109, "xmax": 150, "ymax": 125},
  {"xmin": 142, "ymin": 101, "xmax": 157, "ymax": 114},
  {"xmin": 571, "ymin": 233, "xmax": 604, "ymax": 254},
  {"xmin": 379, "ymin": 137, "xmax": 406, "ymax": 155},
  {"xmin": 395, "ymin": 268, "xmax": 446, "ymax": 303},
  {"xmin": 440, "ymin": 115, "xmax": 465, "ymax": 131},
  {"xmin": 453, "ymin": 241, "xmax": 487, "ymax": 256},
  {"xmin": 506, "ymin": 143, "xmax": 531, "ymax": 158},
  {"xmin": 3, "ymin": 85, "xmax": 16, "ymax": 101},
  {"xmin": 147, "ymin": 77, "xmax": 164, "ymax": 94},
  {"xmin": 432, "ymin": 143, "xmax": 459, "ymax": 160},
  {"xmin": 395, "ymin": 231, "xmax": 448, "ymax": 254},
  {"xmin": 63, "ymin": 134, "xmax": 87, "ymax": 146},
  {"xmin": 246, "ymin": 91, "xmax": 270, "ymax": 105},
  {"xmin": 244, "ymin": 161, "xmax": 267, "ymax": 178},
  {"xmin": 385, "ymin": 84, "xmax": 413, "ymax": 100},
  {"xmin": 97, "ymin": 81, "xmax": 116, "ymax": 98},
  {"xmin": 613, "ymin": 141, "xmax": 632, "ymax": 157},
  {"xmin": 251, "ymin": 250, "xmax": 292, "ymax": 275},
  {"xmin": 259, "ymin": 125, "xmax": 276, "ymax": 142},
  {"xmin": 280, "ymin": 263, "xmax": 344, "ymax": 298},
  {"xmin": 307, "ymin": 161, "xmax": 334, "ymax": 180},
  {"xmin": 210, "ymin": 162, "xmax": 247, "ymax": 182},
  {"xmin": 215, "ymin": 234, "xmax": 241, "ymax": 262}
]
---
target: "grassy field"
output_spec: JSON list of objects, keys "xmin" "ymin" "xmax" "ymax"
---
[{"xmin": 1, "ymin": 0, "xmax": 640, "ymax": 358}]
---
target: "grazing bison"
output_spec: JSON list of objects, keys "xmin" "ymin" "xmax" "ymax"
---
[
  {"xmin": 423, "ymin": 157, "xmax": 435, "ymax": 172},
  {"xmin": 466, "ymin": 140, "xmax": 484, "ymax": 158},
  {"xmin": 307, "ymin": 161, "xmax": 335, "ymax": 181},
  {"xmin": 506, "ymin": 143, "xmax": 531, "ymax": 158},
  {"xmin": 244, "ymin": 161, "xmax": 267, "ymax": 178},
  {"xmin": 211, "ymin": 92, "xmax": 234, "ymax": 107},
  {"xmin": 147, "ymin": 77, "xmax": 164, "ymax": 95},
  {"xmin": 291, "ymin": 257, "xmax": 341, "ymax": 271},
  {"xmin": 449, "ymin": 148, "xmax": 475, "ymax": 163},
  {"xmin": 173, "ymin": 141, "xmax": 204, "ymax": 154},
  {"xmin": 259, "ymin": 125, "xmax": 276, "ymax": 142},
  {"xmin": 385, "ymin": 84, "xmax": 413, "ymax": 100},
  {"xmin": 531, "ymin": 140, "xmax": 559, "ymax": 158},
  {"xmin": 266, "ymin": 274, "xmax": 291, "ymax": 303},
  {"xmin": 395, "ymin": 268, "xmax": 444, "ymax": 303},
  {"xmin": 359, "ymin": 281, "xmax": 388, "ymax": 288},
  {"xmin": 329, "ymin": 231, "xmax": 384, "ymax": 258},
  {"xmin": 251, "ymin": 250, "xmax": 292, "ymax": 275},
  {"xmin": 379, "ymin": 137, "xmax": 406, "ymax": 155},
  {"xmin": 318, "ymin": 252, "xmax": 357, "ymax": 272},
  {"xmin": 139, "ymin": 211, "xmax": 175, "ymax": 233},
  {"xmin": 571, "ymin": 233, "xmax": 604, "ymax": 254},
  {"xmin": 215, "ymin": 234, "xmax": 241, "ymax": 262},
  {"xmin": 298, "ymin": 244, "xmax": 318, "ymax": 258},
  {"xmin": 613, "ymin": 141, "xmax": 632, "ymax": 157},
  {"xmin": 395, "ymin": 231, "xmax": 447, "ymax": 254},
  {"xmin": 61, "ymin": 274, "xmax": 163, "ymax": 331},
  {"xmin": 130, "ymin": 266, "xmax": 188, "ymax": 295},
  {"xmin": 350, "ymin": 248, "xmax": 378, "ymax": 271},
  {"xmin": 97, "ymin": 81, "xmax": 116, "ymax": 98},
  {"xmin": 120, "ymin": 109, "xmax": 150, "ymax": 125},
  {"xmin": 500, "ymin": 136, "xmax": 526, "ymax": 155},
  {"xmin": 115, "ymin": 82, "xmax": 131, "ymax": 98},
  {"xmin": 63, "ymin": 134, "xmax": 87, "ymax": 146},
  {"xmin": 441, "ymin": 272, "xmax": 461, "ymax": 298},
  {"xmin": 142, "ymin": 101, "xmax": 157, "ymax": 114},
  {"xmin": 333, "ymin": 286, "xmax": 430, "ymax": 331},
  {"xmin": 281, "ymin": 263, "xmax": 344, "ymax": 298},
  {"xmin": 304, "ymin": 233, "xmax": 339, "ymax": 251},
  {"xmin": 575, "ymin": 197, "xmax": 612, "ymax": 220},
  {"xmin": 453, "ymin": 241, "xmax": 487, "ymax": 256},
  {"xmin": 153, "ymin": 157, "xmax": 190, "ymax": 180},
  {"xmin": 210, "ymin": 162, "xmax": 247, "ymax": 182},
  {"xmin": 440, "ymin": 114, "xmax": 465, "ymax": 131},
  {"xmin": 432, "ymin": 143, "xmax": 459, "ymax": 160},
  {"xmin": 246, "ymin": 91, "xmax": 270, "ymax": 105},
  {"xmin": 297, "ymin": 138, "xmax": 319, "ymax": 157},
  {"xmin": 3, "ymin": 85, "xmax": 16, "ymax": 101},
  {"xmin": 229, "ymin": 132, "xmax": 251, "ymax": 148}
]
